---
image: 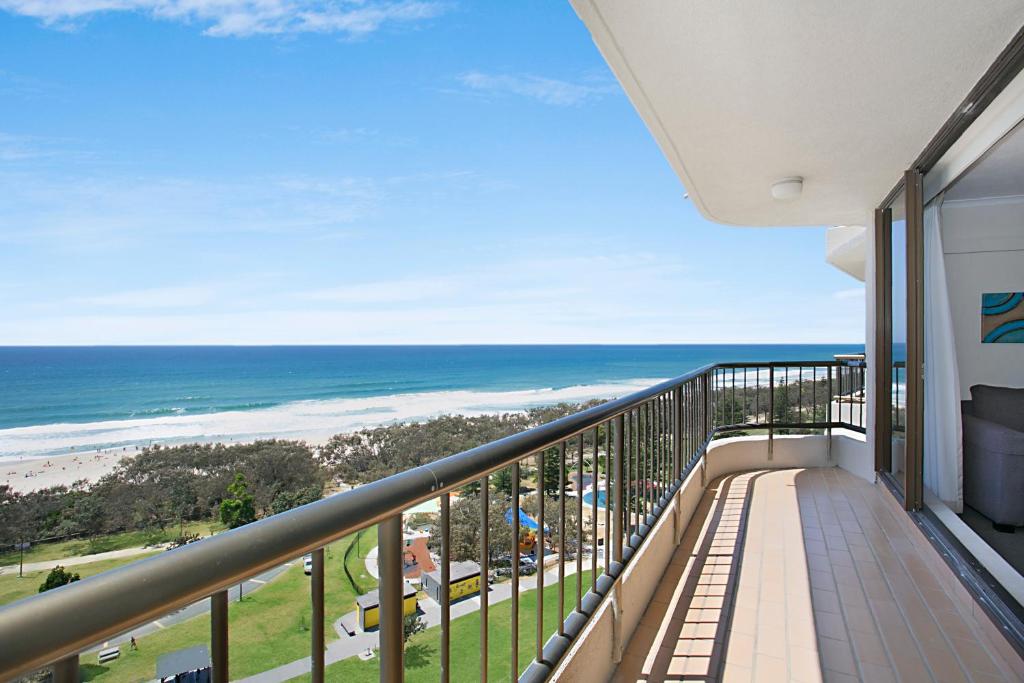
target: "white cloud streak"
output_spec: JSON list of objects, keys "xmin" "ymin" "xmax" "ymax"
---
[
  {"xmin": 457, "ymin": 71, "xmax": 618, "ymax": 106},
  {"xmin": 833, "ymin": 287, "xmax": 864, "ymax": 301},
  {"xmin": 1, "ymin": 248, "xmax": 866, "ymax": 344},
  {"xmin": 0, "ymin": 171, "xmax": 380, "ymax": 247},
  {"xmin": 72, "ymin": 285, "xmax": 216, "ymax": 308},
  {"xmin": 0, "ymin": 132, "xmax": 76, "ymax": 162},
  {"xmin": 0, "ymin": 0, "xmax": 449, "ymax": 37}
]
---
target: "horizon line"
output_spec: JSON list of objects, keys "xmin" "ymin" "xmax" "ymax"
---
[{"xmin": 0, "ymin": 341, "xmax": 866, "ymax": 348}]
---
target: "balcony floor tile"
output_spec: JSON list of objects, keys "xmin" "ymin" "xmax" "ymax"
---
[{"xmin": 611, "ymin": 467, "xmax": 1022, "ymax": 682}]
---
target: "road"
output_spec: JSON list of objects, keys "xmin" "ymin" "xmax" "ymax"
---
[{"xmin": 0, "ymin": 544, "xmax": 164, "ymax": 576}]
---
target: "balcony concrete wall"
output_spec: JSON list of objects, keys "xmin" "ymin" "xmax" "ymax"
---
[
  {"xmin": 549, "ymin": 453, "xmax": 706, "ymax": 683},
  {"xmin": 551, "ymin": 432, "xmax": 870, "ymax": 682},
  {"xmin": 706, "ymin": 431, "xmax": 871, "ymax": 484}
]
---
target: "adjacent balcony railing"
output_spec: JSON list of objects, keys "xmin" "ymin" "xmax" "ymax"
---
[
  {"xmin": 893, "ymin": 359, "xmax": 907, "ymax": 433},
  {"xmin": 0, "ymin": 357, "xmax": 867, "ymax": 683}
]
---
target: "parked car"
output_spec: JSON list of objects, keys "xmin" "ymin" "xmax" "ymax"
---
[
  {"xmin": 493, "ymin": 560, "xmax": 537, "ymax": 578},
  {"xmin": 303, "ymin": 555, "xmax": 313, "ymax": 575}
]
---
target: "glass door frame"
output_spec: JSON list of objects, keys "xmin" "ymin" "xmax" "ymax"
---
[{"xmin": 875, "ymin": 169, "xmax": 924, "ymax": 511}]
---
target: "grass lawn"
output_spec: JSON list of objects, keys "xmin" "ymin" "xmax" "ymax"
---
[
  {"xmin": 289, "ymin": 571, "xmax": 594, "ymax": 683},
  {"xmin": 0, "ymin": 552, "xmax": 162, "ymax": 607},
  {"xmin": 343, "ymin": 527, "xmax": 376, "ymax": 595},
  {"xmin": 0, "ymin": 520, "xmax": 225, "ymax": 566},
  {"xmin": 82, "ymin": 527, "xmax": 379, "ymax": 682}
]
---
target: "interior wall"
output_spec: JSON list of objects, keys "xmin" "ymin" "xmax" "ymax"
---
[{"xmin": 941, "ymin": 196, "xmax": 1024, "ymax": 398}]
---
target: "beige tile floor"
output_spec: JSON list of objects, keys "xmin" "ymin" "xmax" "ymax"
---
[{"xmin": 613, "ymin": 467, "xmax": 1023, "ymax": 682}]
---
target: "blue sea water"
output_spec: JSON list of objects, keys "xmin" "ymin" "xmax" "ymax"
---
[{"xmin": 0, "ymin": 344, "xmax": 863, "ymax": 458}]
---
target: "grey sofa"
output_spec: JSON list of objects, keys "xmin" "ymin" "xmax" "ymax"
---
[{"xmin": 962, "ymin": 384, "xmax": 1024, "ymax": 529}]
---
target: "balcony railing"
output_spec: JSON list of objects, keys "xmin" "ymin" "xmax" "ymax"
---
[
  {"xmin": 0, "ymin": 357, "xmax": 867, "ymax": 683},
  {"xmin": 712, "ymin": 359, "xmax": 866, "ymax": 438},
  {"xmin": 893, "ymin": 359, "xmax": 907, "ymax": 433}
]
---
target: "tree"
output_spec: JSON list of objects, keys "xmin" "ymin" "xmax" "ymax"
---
[
  {"xmin": 39, "ymin": 565, "xmax": 80, "ymax": 593},
  {"xmin": 492, "ymin": 467, "xmax": 515, "ymax": 497},
  {"xmin": 219, "ymin": 473, "xmax": 256, "ymax": 529},
  {"xmin": 428, "ymin": 492, "xmax": 514, "ymax": 565},
  {"xmin": 319, "ymin": 401, "xmax": 607, "ymax": 487},
  {"xmin": 522, "ymin": 495, "xmax": 586, "ymax": 554},
  {"xmin": 403, "ymin": 613, "xmax": 426, "ymax": 643},
  {"xmin": 269, "ymin": 485, "xmax": 322, "ymax": 515},
  {"xmin": 540, "ymin": 447, "xmax": 566, "ymax": 496}
]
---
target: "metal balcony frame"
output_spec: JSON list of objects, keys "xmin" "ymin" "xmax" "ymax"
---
[{"xmin": 0, "ymin": 358, "xmax": 867, "ymax": 682}]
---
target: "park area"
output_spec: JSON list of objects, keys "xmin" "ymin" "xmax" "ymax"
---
[
  {"xmin": 1, "ymin": 525, "xmax": 376, "ymax": 682},
  {"xmin": 2, "ymin": 519, "xmax": 592, "ymax": 682}
]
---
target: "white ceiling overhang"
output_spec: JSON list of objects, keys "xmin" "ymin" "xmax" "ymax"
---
[
  {"xmin": 571, "ymin": 1, "xmax": 1024, "ymax": 227},
  {"xmin": 826, "ymin": 225, "xmax": 867, "ymax": 282}
]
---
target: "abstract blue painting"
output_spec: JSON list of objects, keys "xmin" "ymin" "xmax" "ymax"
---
[{"xmin": 982, "ymin": 292, "xmax": 1024, "ymax": 343}]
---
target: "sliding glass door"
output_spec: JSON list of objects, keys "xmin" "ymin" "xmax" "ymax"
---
[{"xmin": 876, "ymin": 171, "xmax": 924, "ymax": 510}]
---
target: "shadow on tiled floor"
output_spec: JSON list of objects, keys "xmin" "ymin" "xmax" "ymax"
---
[
  {"xmin": 613, "ymin": 471, "xmax": 765, "ymax": 682},
  {"xmin": 613, "ymin": 467, "xmax": 1021, "ymax": 682}
]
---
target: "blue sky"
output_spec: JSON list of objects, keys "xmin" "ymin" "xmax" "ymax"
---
[{"xmin": 0, "ymin": 1, "xmax": 864, "ymax": 345}]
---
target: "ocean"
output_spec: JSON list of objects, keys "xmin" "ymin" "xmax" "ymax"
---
[{"xmin": 0, "ymin": 344, "xmax": 863, "ymax": 459}]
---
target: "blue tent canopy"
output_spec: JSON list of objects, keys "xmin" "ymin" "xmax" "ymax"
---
[{"xmin": 505, "ymin": 507, "xmax": 549, "ymax": 533}]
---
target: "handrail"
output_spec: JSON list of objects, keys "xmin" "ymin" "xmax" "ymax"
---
[
  {"xmin": 0, "ymin": 364, "xmax": 711, "ymax": 679},
  {"xmin": 0, "ymin": 358, "xmax": 866, "ymax": 681}
]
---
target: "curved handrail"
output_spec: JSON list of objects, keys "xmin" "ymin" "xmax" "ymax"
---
[
  {"xmin": 0, "ymin": 365, "xmax": 716, "ymax": 679},
  {"xmin": 0, "ymin": 358, "xmax": 867, "ymax": 680}
]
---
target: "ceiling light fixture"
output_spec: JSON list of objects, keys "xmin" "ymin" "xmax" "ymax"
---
[{"xmin": 771, "ymin": 176, "xmax": 803, "ymax": 201}]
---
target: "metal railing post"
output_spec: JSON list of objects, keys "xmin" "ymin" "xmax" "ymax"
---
[
  {"xmin": 535, "ymin": 452, "xmax": 545, "ymax": 664},
  {"xmin": 480, "ymin": 475, "xmax": 489, "ymax": 681},
  {"xmin": 612, "ymin": 414, "xmax": 624, "ymax": 565},
  {"xmin": 311, "ymin": 548, "xmax": 325, "ymax": 683},
  {"xmin": 576, "ymin": 438, "xmax": 584, "ymax": 612},
  {"xmin": 558, "ymin": 441, "xmax": 566, "ymax": 636},
  {"xmin": 440, "ymin": 494, "xmax": 450, "ymax": 683},
  {"xmin": 673, "ymin": 385, "xmax": 683, "ymax": 481},
  {"xmin": 704, "ymin": 373, "xmax": 711, "ymax": 438},
  {"xmin": 827, "ymin": 364, "xmax": 834, "ymax": 463},
  {"xmin": 51, "ymin": 654, "xmax": 78, "ymax": 683},
  {"xmin": 211, "ymin": 590, "xmax": 228, "ymax": 683},
  {"xmin": 768, "ymin": 366, "xmax": 775, "ymax": 460},
  {"xmin": 702, "ymin": 373, "xmax": 709, "ymax": 485},
  {"xmin": 378, "ymin": 515, "xmax": 404, "ymax": 683},
  {"xmin": 511, "ymin": 461, "xmax": 520, "ymax": 678}
]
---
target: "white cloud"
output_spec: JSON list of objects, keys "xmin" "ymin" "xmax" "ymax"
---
[
  {"xmin": 317, "ymin": 127, "xmax": 379, "ymax": 143},
  {"xmin": 1, "ymin": 245, "xmax": 867, "ymax": 344},
  {"xmin": 0, "ymin": 69, "xmax": 58, "ymax": 99},
  {"xmin": 0, "ymin": 0, "xmax": 450, "ymax": 37},
  {"xmin": 833, "ymin": 287, "xmax": 864, "ymax": 301},
  {"xmin": 457, "ymin": 71, "xmax": 617, "ymax": 106},
  {"xmin": 303, "ymin": 277, "xmax": 458, "ymax": 304},
  {"xmin": 0, "ymin": 132, "xmax": 71, "ymax": 162},
  {"xmin": 72, "ymin": 285, "xmax": 215, "ymax": 309},
  {"xmin": 0, "ymin": 171, "xmax": 380, "ymax": 247}
]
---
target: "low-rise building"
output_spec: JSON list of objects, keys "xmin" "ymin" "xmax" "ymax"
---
[
  {"xmin": 355, "ymin": 582, "xmax": 417, "ymax": 632},
  {"xmin": 421, "ymin": 561, "xmax": 481, "ymax": 604}
]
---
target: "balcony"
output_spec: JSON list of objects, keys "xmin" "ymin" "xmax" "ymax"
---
[
  {"xmin": 612, "ymin": 468, "xmax": 1019, "ymax": 682},
  {"xmin": 2, "ymin": 358, "xmax": 1020, "ymax": 682}
]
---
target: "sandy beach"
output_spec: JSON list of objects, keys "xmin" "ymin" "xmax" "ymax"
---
[
  {"xmin": 0, "ymin": 436, "xmax": 336, "ymax": 494},
  {"xmin": 2, "ymin": 448, "xmax": 132, "ymax": 493},
  {"xmin": 0, "ymin": 378, "xmax": 663, "ymax": 494}
]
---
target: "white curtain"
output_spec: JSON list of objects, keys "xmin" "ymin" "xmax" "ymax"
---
[{"xmin": 923, "ymin": 195, "xmax": 963, "ymax": 512}]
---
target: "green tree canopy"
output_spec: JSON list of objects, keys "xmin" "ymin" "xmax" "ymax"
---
[
  {"xmin": 39, "ymin": 565, "xmax": 80, "ymax": 593},
  {"xmin": 219, "ymin": 473, "xmax": 257, "ymax": 529}
]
